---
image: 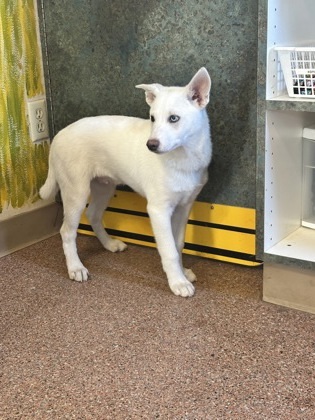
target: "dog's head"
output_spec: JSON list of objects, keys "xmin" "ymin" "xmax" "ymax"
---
[{"xmin": 136, "ymin": 67, "xmax": 211, "ymax": 154}]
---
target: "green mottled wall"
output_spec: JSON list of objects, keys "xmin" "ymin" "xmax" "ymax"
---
[
  {"xmin": 39, "ymin": 0, "xmax": 258, "ymax": 208},
  {"xmin": 0, "ymin": 0, "xmax": 49, "ymax": 215}
]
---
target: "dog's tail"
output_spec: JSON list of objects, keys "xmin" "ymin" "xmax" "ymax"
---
[{"xmin": 39, "ymin": 164, "xmax": 59, "ymax": 200}]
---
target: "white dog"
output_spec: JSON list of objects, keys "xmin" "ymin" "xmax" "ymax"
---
[{"xmin": 40, "ymin": 67, "xmax": 212, "ymax": 297}]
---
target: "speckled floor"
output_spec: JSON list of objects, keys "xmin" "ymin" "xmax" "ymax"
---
[{"xmin": 0, "ymin": 234, "xmax": 314, "ymax": 419}]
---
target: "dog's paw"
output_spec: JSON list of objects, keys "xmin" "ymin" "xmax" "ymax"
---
[
  {"xmin": 184, "ymin": 268, "xmax": 197, "ymax": 283},
  {"xmin": 105, "ymin": 238, "xmax": 127, "ymax": 253},
  {"xmin": 170, "ymin": 279, "xmax": 195, "ymax": 297},
  {"xmin": 68, "ymin": 266, "xmax": 89, "ymax": 282}
]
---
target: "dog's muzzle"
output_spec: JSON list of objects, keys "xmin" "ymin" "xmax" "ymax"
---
[{"xmin": 146, "ymin": 139, "xmax": 160, "ymax": 152}]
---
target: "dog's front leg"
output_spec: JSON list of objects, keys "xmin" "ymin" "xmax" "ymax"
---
[
  {"xmin": 171, "ymin": 203, "xmax": 197, "ymax": 283},
  {"xmin": 147, "ymin": 204, "xmax": 195, "ymax": 297}
]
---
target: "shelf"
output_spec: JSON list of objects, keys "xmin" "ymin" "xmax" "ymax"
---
[
  {"xmin": 266, "ymin": 98, "xmax": 315, "ymax": 112},
  {"xmin": 265, "ymin": 226, "xmax": 315, "ymax": 262},
  {"xmin": 269, "ymin": 95, "xmax": 315, "ymax": 103}
]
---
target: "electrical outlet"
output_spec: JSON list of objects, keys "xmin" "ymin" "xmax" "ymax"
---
[{"xmin": 27, "ymin": 98, "xmax": 49, "ymax": 142}]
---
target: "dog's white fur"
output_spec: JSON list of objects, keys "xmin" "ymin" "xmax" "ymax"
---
[{"xmin": 40, "ymin": 68, "xmax": 212, "ymax": 297}]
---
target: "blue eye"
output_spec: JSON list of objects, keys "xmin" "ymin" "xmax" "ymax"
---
[{"xmin": 169, "ymin": 115, "xmax": 180, "ymax": 123}]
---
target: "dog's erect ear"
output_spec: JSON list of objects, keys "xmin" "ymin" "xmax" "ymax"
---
[
  {"xmin": 186, "ymin": 67, "xmax": 211, "ymax": 109},
  {"xmin": 136, "ymin": 83, "xmax": 163, "ymax": 105}
]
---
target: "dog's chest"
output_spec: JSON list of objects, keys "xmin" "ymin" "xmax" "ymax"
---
[
  {"xmin": 175, "ymin": 187, "xmax": 203, "ymax": 206},
  {"xmin": 167, "ymin": 166, "xmax": 207, "ymax": 193},
  {"xmin": 156, "ymin": 168, "xmax": 207, "ymax": 207}
]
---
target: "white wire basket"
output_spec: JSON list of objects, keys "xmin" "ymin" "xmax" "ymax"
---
[{"xmin": 275, "ymin": 47, "xmax": 315, "ymax": 98}]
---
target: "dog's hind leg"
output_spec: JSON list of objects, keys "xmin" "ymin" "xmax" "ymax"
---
[
  {"xmin": 60, "ymin": 184, "xmax": 91, "ymax": 282},
  {"xmin": 171, "ymin": 203, "xmax": 197, "ymax": 283},
  {"xmin": 86, "ymin": 179, "xmax": 127, "ymax": 252}
]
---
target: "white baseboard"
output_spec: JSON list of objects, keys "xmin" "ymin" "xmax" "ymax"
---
[{"xmin": 0, "ymin": 203, "xmax": 63, "ymax": 258}]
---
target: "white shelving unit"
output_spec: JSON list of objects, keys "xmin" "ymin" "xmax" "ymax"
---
[
  {"xmin": 263, "ymin": 0, "xmax": 315, "ymax": 313},
  {"xmin": 265, "ymin": 0, "xmax": 315, "ymax": 258}
]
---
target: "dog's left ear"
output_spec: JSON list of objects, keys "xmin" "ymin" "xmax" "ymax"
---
[
  {"xmin": 187, "ymin": 67, "xmax": 211, "ymax": 109},
  {"xmin": 136, "ymin": 83, "xmax": 163, "ymax": 105}
]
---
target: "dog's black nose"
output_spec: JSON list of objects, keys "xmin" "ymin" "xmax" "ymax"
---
[{"xmin": 147, "ymin": 139, "xmax": 160, "ymax": 152}]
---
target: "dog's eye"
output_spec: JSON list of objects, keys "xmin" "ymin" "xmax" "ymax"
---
[
  {"xmin": 169, "ymin": 115, "xmax": 180, "ymax": 123},
  {"xmin": 150, "ymin": 115, "xmax": 155, "ymax": 123}
]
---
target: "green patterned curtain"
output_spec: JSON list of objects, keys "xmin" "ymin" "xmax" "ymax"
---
[{"xmin": 0, "ymin": 0, "xmax": 49, "ymax": 213}]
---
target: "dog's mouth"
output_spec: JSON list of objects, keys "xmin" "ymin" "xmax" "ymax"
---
[{"xmin": 147, "ymin": 147, "xmax": 164, "ymax": 154}]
